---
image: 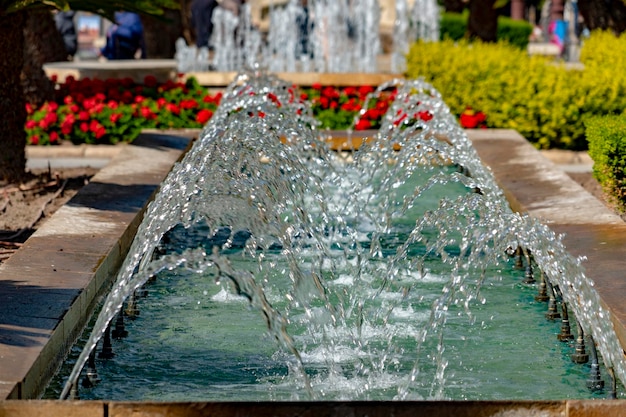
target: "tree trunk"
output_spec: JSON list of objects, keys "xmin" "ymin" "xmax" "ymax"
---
[
  {"xmin": 443, "ymin": 0, "xmax": 466, "ymax": 13},
  {"xmin": 0, "ymin": 12, "xmax": 27, "ymax": 183},
  {"xmin": 143, "ymin": 8, "xmax": 184, "ymax": 58},
  {"xmin": 467, "ymin": 0, "xmax": 499, "ymax": 42},
  {"xmin": 22, "ymin": 9, "xmax": 67, "ymax": 108},
  {"xmin": 578, "ymin": 0, "xmax": 626, "ymax": 34}
]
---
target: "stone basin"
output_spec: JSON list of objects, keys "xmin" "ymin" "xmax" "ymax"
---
[{"xmin": 0, "ymin": 129, "xmax": 625, "ymax": 416}]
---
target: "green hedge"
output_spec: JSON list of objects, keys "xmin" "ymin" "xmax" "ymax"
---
[
  {"xmin": 585, "ymin": 116, "xmax": 626, "ymax": 212},
  {"xmin": 405, "ymin": 30, "xmax": 626, "ymax": 150},
  {"xmin": 440, "ymin": 12, "xmax": 466, "ymax": 41},
  {"xmin": 439, "ymin": 12, "xmax": 533, "ymax": 50}
]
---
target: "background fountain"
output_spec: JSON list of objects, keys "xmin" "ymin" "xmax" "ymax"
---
[
  {"xmin": 175, "ymin": 0, "xmax": 441, "ymax": 74},
  {"xmin": 53, "ymin": 70, "xmax": 625, "ymax": 401}
]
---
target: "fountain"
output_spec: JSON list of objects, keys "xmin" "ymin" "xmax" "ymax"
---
[
  {"xmin": 51, "ymin": 70, "xmax": 625, "ymax": 401},
  {"xmin": 176, "ymin": 0, "xmax": 440, "ymax": 74}
]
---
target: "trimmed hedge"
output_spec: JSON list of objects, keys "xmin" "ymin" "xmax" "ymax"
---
[
  {"xmin": 405, "ymin": 31, "xmax": 626, "ymax": 150},
  {"xmin": 439, "ymin": 12, "xmax": 533, "ymax": 50},
  {"xmin": 585, "ymin": 116, "xmax": 626, "ymax": 212}
]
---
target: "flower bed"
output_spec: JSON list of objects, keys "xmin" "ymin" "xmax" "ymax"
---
[{"xmin": 25, "ymin": 76, "xmax": 485, "ymax": 145}]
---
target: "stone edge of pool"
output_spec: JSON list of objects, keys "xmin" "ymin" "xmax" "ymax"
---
[
  {"xmin": 467, "ymin": 129, "xmax": 626, "ymax": 356},
  {"xmin": 2, "ymin": 399, "xmax": 626, "ymax": 417},
  {"xmin": 0, "ymin": 132, "xmax": 194, "ymax": 400},
  {"xmin": 0, "ymin": 129, "xmax": 624, "ymax": 414}
]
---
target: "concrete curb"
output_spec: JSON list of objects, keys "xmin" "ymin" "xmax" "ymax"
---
[
  {"xmin": 0, "ymin": 133, "xmax": 191, "ymax": 400},
  {"xmin": 468, "ymin": 129, "xmax": 626, "ymax": 354}
]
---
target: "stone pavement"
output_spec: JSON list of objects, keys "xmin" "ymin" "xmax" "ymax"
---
[{"xmin": 1, "ymin": 133, "xmax": 191, "ymax": 400}]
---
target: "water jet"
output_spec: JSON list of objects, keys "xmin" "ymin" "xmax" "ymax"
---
[{"xmin": 40, "ymin": 70, "xmax": 625, "ymax": 402}]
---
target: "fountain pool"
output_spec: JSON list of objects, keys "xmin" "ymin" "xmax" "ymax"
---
[{"xmin": 50, "ymin": 71, "xmax": 625, "ymax": 401}]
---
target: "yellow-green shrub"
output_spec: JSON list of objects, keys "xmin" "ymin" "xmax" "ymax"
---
[
  {"xmin": 585, "ymin": 116, "xmax": 626, "ymax": 211},
  {"xmin": 405, "ymin": 31, "xmax": 626, "ymax": 150}
]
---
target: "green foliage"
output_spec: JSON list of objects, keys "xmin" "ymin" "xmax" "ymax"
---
[
  {"xmin": 440, "ymin": 12, "xmax": 466, "ymax": 41},
  {"xmin": 439, "ymin": 12, "xmax": 533, "ymax": 49},
  {"xmin": 405, "ymin": 31, "xmax": 626, "ymax": 150},
  {"xmin": 585, "ymin": 116, "xmax": 626, "ymax": 212},
  {"xmin": 497, "ymin": 15, "xmax": 533, "ymax": 49}
]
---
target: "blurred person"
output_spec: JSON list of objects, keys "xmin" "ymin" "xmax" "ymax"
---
[
  {"xmin": 191, "ymin": 0, "xmax": 219, "ymax": 49},
  {"xmin": 54, "ymin": 10, "xmax": 77, "ymax": 59},
  {"xmin": 101, "ymin": 11, "xmax": 146, "ymax": 59}
]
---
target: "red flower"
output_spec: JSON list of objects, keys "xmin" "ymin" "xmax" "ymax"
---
[
  {"xmin": 39, "ymin": 112, "xmax": 58, "ymax": 129},
  {"xmin": 140, "ymin": 106, "xmax": 153, "ymax": 119},
  {"xmin": 144, "ymin": 75, "xmax": 158, "ymax": 88},
  {"xmin": 322, "ymin": 86, "xmax": 339, "ymax": 99},
  {"xmin": 110, "ymin": 113, "xmax": 122, "ymax": 124},
  {"xmin": 459, "ymin": 107, "xmax": 487, "ymax": 129},
  {"xmin": 61, "ymin": 114, "xmax": 75, "ymax": 135},
  {"xmin": 416, "ymin": 111, "xmax": 433, "ymax": 122},
  {"xmin": 25, "ymin": 103, "xmax": 34, "ymax": 115},
  {"xmin": 79, "ymin": 122, "xmax": 89, "ymax": 133},
  {"xmin": 358, "ymin": 85, "xmax": 374, "ymax": 97},
  {"xmin": 364, "ymin": 108, "xmax": 381, "ymax": 120},
  {"xmin": 267, "ymin": 92, "xmax": 281, "ymax": 107},
  {"xmin": 25, "ymin": 120, "xmax": 37, "ymax": 129},
  {"xmin": 30, "ymin": 135, "xmax": 39, "ymax": 145},
  {"xmin": 196, "ymin": 109, "xmax": 213, "ymax": 124},
  {"xmin": 63, "ymin": 95, "xmax": 73, "ymax": 105},
  {"xmin": 121, "ymin": 91, "xmax": 134, "ymax": 103},
  {"xmin": 393, "ymin": 113, "xmax": 408, "ymax": 126},
  {"xmin": 78, "ymin": 111, "xmax": 89, "ymax": 121},
  {"xmin": 49, "ymin": 131, "xmax": 59, "ymax": 143},
  {"xmin": 344, "ymin": 86, "xmax": 357, "ymax": 97},
  {"xmin": 166, "ymin": 103, "xmax": 180, "ymax": 115},
  {"xmin": 180, "ymin": 99, "xmax": 198, "ymax": 110},
  {"xmin": 157, "ymin": 98, "xmax": 167, "ymax": 108},
  {"xmin": 95, "ymin": 126, "xmax": 106, "ymax": 139},
  {"xmin": 311, "ymin": 83, "xmax": 322, "ymax": 90},
  {"xmin": 91, "ymin": 103, "xmax": 105, "ymax": 114},
  {"xmin": 355, "ymin": 119, "xmax": 371, "ymax": 130}
]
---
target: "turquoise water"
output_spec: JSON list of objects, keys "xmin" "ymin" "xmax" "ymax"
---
[{"xmin": 46, "ymin": 167, "xmax": 623, "ymax": 401}]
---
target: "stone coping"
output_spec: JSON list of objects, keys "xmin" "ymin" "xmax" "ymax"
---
[
  {"xmin": 42, "ymin": 61, "xmax": 402, "ymax": 87},
  {"xmin": 26, "ymin": 130, "xmax": 591, "ymax": 167},
  {"xmin": 183, "ymin": 71, "xmax": 404, "ymax": 87},
  {"xmin": 467, "ymin": 129, "xmax": 626, "ymax": 355},
  {"xmin": 0, "ymin": 133, "xmax": 191, "ymax": 400},
  {"xmin": 1, "ymin": 399, "xmax": 626, "ymax": 417},
  {"xmin": 43, "ymin": 60, "xmax": 178, "ymax": 84}
]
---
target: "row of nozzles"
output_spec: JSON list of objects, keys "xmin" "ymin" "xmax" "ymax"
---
[
  {"xmin": 512, "ymin": 247, "xmax": 618, "ymax": 398},
  {"xmin": 70, "ymin": 250, "xmax": 621, "ymax": 399},
  {"xmin": 69, "ymin": 287, "xmax": 148, "ymax": 399}
]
